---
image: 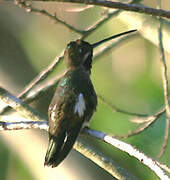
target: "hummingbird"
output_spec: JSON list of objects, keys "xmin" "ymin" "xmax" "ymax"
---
[{"xmin": 44, "ymin": 30, "xmax": 137, "ymax": 167}]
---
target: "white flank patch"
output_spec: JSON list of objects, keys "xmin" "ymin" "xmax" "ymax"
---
[
  {"xmin": 50, "ymin": 111, "xmax": 56, "ymax": 122},
  {"xmin": 50, "ymin": 104, "xmax": 57, "ymax": 121},
  {"xmin": 74, "ymin": 93, "xmax": 86, "ymax": 117},
  {"xmin": 53, "ymin": 104, "xmax": 57, "ymax": 111}
]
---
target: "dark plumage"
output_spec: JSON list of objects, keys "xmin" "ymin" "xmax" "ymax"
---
[{"xmin": 44, "ymin": 39, "xmax": 97, "ymax": 167}]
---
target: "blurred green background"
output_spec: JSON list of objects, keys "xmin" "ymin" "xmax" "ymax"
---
[{"xmin": 0, "ymin": 0, "xmax": 170, "ymax": 179}]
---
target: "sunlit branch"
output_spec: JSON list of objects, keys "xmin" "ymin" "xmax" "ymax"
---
[
  {"xmin": 85, "ymin": 128, "xmax": 170, "ymax": 180},
  {"xmin": 0, "ymin": 87, "xmax": 47, "ymax": 122}
]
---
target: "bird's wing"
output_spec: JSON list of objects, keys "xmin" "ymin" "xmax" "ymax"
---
[{"xmin": 45, "ymin": 88, "xmax": 86, "ymax": 167}]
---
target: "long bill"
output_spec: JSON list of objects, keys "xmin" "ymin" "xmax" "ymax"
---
[{"xmin": 92, "ymin": 29, "xmax": 137, "ymax": 48}]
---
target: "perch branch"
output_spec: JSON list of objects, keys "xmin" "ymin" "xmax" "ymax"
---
[
  {"xmin": 85, "ymin": 128, "xmax": 170, "ymax": 180},
  {"xmin": 0, "ymin": 120, "xmax": 48, "ymax": 131},
  {"xmin": 0, "ymin": 118, "xmax": 169, "ymax": 180},
  {"xmin": 74, "ymin": 138, "xmax": 138, "ymax": 180},
  {"xmin": 0, "ymin": 121, "xmax": 137, "ymax": 179},
  {"xmin": 0, "ymin": 87, "xmax": 47, "ymax": 121},
  {"xmin": 0, "ymin": 88, "xmax": 138, "ymax": 179}
]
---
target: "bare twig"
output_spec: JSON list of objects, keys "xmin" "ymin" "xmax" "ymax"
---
[
  {"xmin": 15, "ymin": 0, "xmax": 85, "ymax": 35},
  {"xmin": 81, "ymin": 9, "xmax": 122, "ymax": 40},
  {"xmin": 121, "ymin": 107, "xmax": 165, "ymax": 138},
  {"xmin": 15, "ymin": 0, "xmax": 140, "ymax": 40},
  {"xmin": 157, "ymin": 1, "xmax": 170, "ymax": 158},
  {"xmin": 18, "ymin": 53, "xmax": 64, "ymax": 100},
  {"xmin": 93, "ymin": 32, "xmax": 138, "ymax": 62},
  {"xmin": 29, "ymin": 0, "xmax": 170, "ymax": 19},
  {"xmin": 25, "ymin": 72, "xmax": 65, "ymax": 103},
  {"xmin": 81, "ymin": 0, "xmax": 141, "ymax": 40},
  {"xmin": 0, "ymin": 52, "xmax": 64, "ymax": 115},
  {"xmin": 85, "ymin": 128, "xmax": 170, "ymax": 180},
  {"xmin": 98, "ymin": 94, "xmax": 148, "ymax": 117}
]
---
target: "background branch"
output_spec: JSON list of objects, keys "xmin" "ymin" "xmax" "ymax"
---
[
  {"xmin": 25, "ymin": 0, "xmax": 170, "ymax": 19},
  {"xmin": 157, "ymin": 1, "xmax": 170, "ymax": 158}
]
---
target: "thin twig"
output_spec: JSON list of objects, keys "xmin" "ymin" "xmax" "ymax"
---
[
  {"xmin": 18, "ymin": 53, "xmax": 64, "ymax": 100},
  {"xmin": 81, "ymin": 9, "xmax": 121, "ymax": 40},
  {"xmin": 98, "ymin": 94, "xmax": 148, "ymax": 117},
  {"xmin": 24, "ymin": 72, "xmax": 65, "ymax": 103},
  {"xmin": 121, "ymin": 107, "xmax": 165, "ymax": 138},
  {"xmin": 30, "ymin": 0, "xmax": 170, "ymax": 19},
  {"xmin": 0, "ymin": 52, "xmax": 64, "ymax": 115},
  {"xmin": 81, "ymin": 0, "xmax": 141, "ymax": 39},
  {"xmin": 15, "ymin": 0, "xmax": 139, "ymax": 40},
  {"xmin": 157, "ymin": 0, "xmax": 170, "ymax": 158},
  {"xmin": 15, "ymin": 0, "xmax": 85, "ymax": 35},
  {"xmin": 93, "ymin": 32, "xmax": 138, "ymax": 62},
  {"xmin": 85, "ymin": 128, "xmax": 170, "ymax": 180}
]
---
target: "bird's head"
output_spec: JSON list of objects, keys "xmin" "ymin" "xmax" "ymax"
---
[{"xmin": 64, "ymin": 39, "xmax": 93, "ymax": 72}]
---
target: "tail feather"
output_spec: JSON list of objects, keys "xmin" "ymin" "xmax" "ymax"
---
[
  {"xmin": 44, "ymin": 131, "xmax": 66, "ymax": 167},
  {"xmin": 44, "ymin": 122, "xmax": 82, "ymax": 167}
]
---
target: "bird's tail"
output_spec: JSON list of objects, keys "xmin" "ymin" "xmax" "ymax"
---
[{"xmin": 44, "ymin": 122, "xmax": 82, "ymax": 167}]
